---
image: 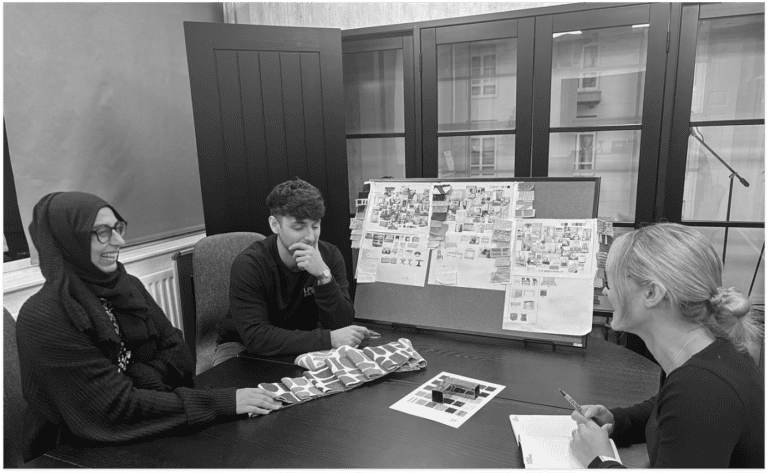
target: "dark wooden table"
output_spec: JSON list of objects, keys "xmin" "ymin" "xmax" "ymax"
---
[
  {"xmin": 244, "ymin": 324, "xmax": 661, "ymax": 410},
  {"xmin": 31, "ymin": 326, "xmax": 660, "ymax": 468}
]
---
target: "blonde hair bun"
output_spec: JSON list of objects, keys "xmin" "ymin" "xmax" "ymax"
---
[{"xmin": 710, "ymin": 287, "xmax": 752, "ymax": 319}]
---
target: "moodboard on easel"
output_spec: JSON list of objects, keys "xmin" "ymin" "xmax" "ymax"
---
[{"xmin": 350, "ymin": 177, "xmax": 613, "ymax": 348}]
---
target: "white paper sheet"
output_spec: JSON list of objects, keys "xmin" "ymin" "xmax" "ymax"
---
[
  {"xmin": 425, "ymin": 183, "xmax": 517, "ymax": 290},
  {"xmin": 357, "ymin": 231, "xmax": 429, "ymax": 287},
  {"xmin": 502, "ymin": 276, "xmax": 593, "ymax": 335},
  {"xmin": 390, "ymin": 372, "xmax": 505, "ymax": 428},
  {"xmin": 427, "ymin": 236, "xmax": 508, "ymax": 291}
]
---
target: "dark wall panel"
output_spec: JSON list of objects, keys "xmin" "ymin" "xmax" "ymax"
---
[
  {"xmin": 281, "ymin": 53, "xmax": 309, "ymax": 179},
  {"xmin": 300, "ymin": 52, "xmax": 328, "ymax": 196},
  {"xmin": 216, "ymin": 50, "xmax": 250, "ymax": 231},
  {"xmin": 260, "ymin": 52, "xmax": 289, "ymax": 186},
  {"xmin": 239, "ymin": 51, "xmax": 272, "ymax": 233}
]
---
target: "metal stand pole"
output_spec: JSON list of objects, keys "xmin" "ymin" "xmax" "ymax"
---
[
  {"xmin": 722, "ymin": 174, "xmax": 735, "ymax": 265},
  {"xmin": 749, "ymin": 241, "xmax": 765, "ymax": 298}
]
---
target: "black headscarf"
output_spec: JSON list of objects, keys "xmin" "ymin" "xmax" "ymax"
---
[{"xmin": 29, "ymin": 192, "xmax": 158, "ymax": 344}]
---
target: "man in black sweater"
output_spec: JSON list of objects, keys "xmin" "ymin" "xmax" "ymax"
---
[{"xmin": 214, "ymin": 178, "xmax": 370, "ymax": 361}]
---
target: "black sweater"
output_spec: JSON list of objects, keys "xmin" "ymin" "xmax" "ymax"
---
[
  {"xmin": 595, "ymin": 337, "xmax": 764, "ymax": 468},
  {"xmin": 16, "ymin": 275, "xmax": 237, "ymax": 461},
  {"xmin": 217, "ymin": 234, "xmax": 355, "ymax": 356}
]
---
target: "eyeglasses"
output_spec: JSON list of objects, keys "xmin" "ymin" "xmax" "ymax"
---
[
  {"xmin": 91, "ymin": 221, "xmax": 127, "ymax": 244},
  {"xmin": 604, "ymin": 273, "xmax": 610, "ymax": 290}
]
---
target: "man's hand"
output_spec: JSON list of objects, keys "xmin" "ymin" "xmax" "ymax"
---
[
  {"xmin": 235, "ymin": 388, "xmax": 282, "ymax": 415},
  {"xmin": 330, "ymin": 325, "xmax": 369, "ymax": 348},
  {"xmin": 289, "ymin": 242, "xmax": 327, "ymax": 278},
  {"xmin": 569, "ymin": 420, "xmax": 615, "ymax": 467}
]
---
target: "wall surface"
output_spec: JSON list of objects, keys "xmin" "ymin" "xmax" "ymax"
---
[
  {"xmin": 246, "ymin": 2, "xmax": 566, "ymax": 29},
  {"xmin": 4, "ymin": 3, "xmax": 222, "ymax": 262}
]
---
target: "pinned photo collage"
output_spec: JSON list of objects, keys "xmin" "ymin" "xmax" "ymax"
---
[
  {"xmin": 513, "ymin": 221, "xmax": 594, "ymax": 277},
  {"xmin": 367, "ymin": 183, "xmax": 432, "ymax": 234},
  {"xmin": 443, "ymin": 183, "xmax": 514, "ymax": 234}
]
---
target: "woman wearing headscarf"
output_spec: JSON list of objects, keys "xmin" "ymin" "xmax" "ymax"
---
[
  {"xmin": 16, "ymin": 192, "xmax": 281, "ymax": 462},
  {"xmin": 568, "ymin": 223, "xmax": 763, "ymax": 468}
]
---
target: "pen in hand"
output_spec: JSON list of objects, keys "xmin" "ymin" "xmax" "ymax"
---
[{"xmin": 559, "ymin": 389, "xmax": 603, "ymax": 426}]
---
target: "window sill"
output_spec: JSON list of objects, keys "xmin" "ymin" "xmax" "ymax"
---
[{"xmin": 3, "ymin": 231, "xmax": 206, "ymax": 295}]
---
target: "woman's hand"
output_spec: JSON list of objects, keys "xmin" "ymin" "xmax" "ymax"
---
[
  {"xmin": 235, "ymin": 388, "xmax": 282, "ymax": 415},
  {"xmin": 571, "ymin": 404, "xmax": 615, "ymax": 434},
  {"xmin": 570, "ymin": 420, "xmax": 615, "ymax": 467}
]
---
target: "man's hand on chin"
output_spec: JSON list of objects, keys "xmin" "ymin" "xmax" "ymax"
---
[{"xmin": 289, "ymin": 241, "xmax": 327, "ymax": 279}]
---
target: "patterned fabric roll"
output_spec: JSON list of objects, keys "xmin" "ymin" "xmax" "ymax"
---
[
  {"xmin": 339, "ymin": 346, "xmax": 387, "ymax": 380},
  {"xmin": 324, "ymin": 353, "xmax": 367, "ymax": 387},
  {"xmin": 303, "ymin": 366, "xmax": 348, "ymax": 394},
  {"xmin": 294, "ymin": 348, "xmax": 337, "ymax": 371},
  {"xmin": 393, "ymin": 338, "xmax": 427, "ymax": 372},
  {"xmin": 362, "ymin": 344, "xmax": 410, "ymax": 372},
  {"xmin": 251, "ymin": 338, "xmax": 427, "ymax": 417},
  {"xmin": 257, "ymin": 382, "xmax": 304, "ymax": 405},
  {"xmin": 281, "ymin": 377, "xmax": 324, "ymax": 400}
]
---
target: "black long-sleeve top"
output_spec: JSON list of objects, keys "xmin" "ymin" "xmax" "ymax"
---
[
  {"xmin": 16, "ymin": 275, "xmax": 237, "ymax": 461},
  {"xmin": 590, "ymin": 337, "xmax": 764, "ymax": 468},
  {"xmin": 217, "ymin": 234, "xmax": 356, "ymax": 356}
]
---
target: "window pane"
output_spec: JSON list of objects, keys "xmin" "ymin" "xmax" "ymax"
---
[
  {"xmin": 437, "ymin": 135, "xmax": 515, "ymax": 178},
  {"xmin": 343, "ymin": 49, "xmax": 404, "ymax": 134},
  {"xmin": 682, "ymin": 125, "xmax": 764, "ymax": 222},
  {"xmin": 694, "ymin": 227, "xmax": 765, "ymax": 306},
  {"xmin": 548, "ymin": 130, "xmax": 640, "ymax": 222},
  {"xmin": 691, "ymin": 15, "xmax": 764, "ymax": 121},
  {"xmin": 550, "ymin": 26, "xmax": 648, "ymax": 127},
  {"xmin": 346, "ymin": 138, "xmax": 405, "ymax": 213},
  {"xmin": 437, "ymin": 38, "xmax": 517, "ymax": 132}
]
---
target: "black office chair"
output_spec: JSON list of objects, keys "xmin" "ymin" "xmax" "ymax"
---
[{"xmin": 4, "ymin": 307, "xmax": 26, "ymax": 468}]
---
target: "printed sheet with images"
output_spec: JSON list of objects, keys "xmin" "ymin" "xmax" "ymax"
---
[
  {"xmin": 356, "ymin": 231, "xmax": 430, "ymax": 287},
  {"xmin": 356, "ymin": 181, "xmax": 434, "ymax": 286},
  {"xmin": 390, "ymin": 371, "xmax": 505, "ymax": 428},
  {"xmin": 502, "ymin": 219, "xmax": 599, "ymax": 336},
  {"xmin": 427, "ymin": 182, "xmax": 517, "ymax": 291},
  {"xmin": 364, "ymin": 181, "xmax": 434, "ymax": 235}
]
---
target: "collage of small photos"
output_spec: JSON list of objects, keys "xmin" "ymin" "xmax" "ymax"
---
[
  {"xmin": 350, "ymin": 180, "xmax": 612, "ymax": 337},
  {"xmin": 390, "ymin": 372, "xmax": 505, "ymax": 428}
]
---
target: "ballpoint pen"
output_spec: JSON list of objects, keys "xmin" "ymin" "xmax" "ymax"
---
[{"xmin": 559, "ymin": 389, "xmax": 603, "ymax": 426}]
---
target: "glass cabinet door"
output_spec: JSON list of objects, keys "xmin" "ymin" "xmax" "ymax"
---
[
  {"xmin": 532, "ymin": 4, "xmax": 669, "ymax": 225},
  {"xmin": 343, "ymin": 35, "xmax": 415, "ymax": 214},
  {"xmin": 421, "ymin": 18, "xmax": 533, "ymax": 179}
]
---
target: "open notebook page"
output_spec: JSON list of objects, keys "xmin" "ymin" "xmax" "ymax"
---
[{"xmin": 509, "ymin": 415, "xmax": 620, "ymax": 469}]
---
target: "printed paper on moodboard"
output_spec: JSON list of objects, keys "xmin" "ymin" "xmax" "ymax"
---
[{"xmin": 365, "ymin": 181, "xmax": 435, "ymax": 235}]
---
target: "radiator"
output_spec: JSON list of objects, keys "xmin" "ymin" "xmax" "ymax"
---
[{"xmin": 140, "ymin": 268, "xmax": 184, "ymax": 332}]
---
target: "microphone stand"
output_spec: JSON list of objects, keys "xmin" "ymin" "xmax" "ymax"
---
[{"xmin": 689, "ymin": 127, "xmax": 750, "ymax": 265}]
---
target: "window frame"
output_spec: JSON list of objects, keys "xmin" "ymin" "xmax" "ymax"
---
[
  {"xmin": 660, "ymin": 3, "xmax": 764, "ymax": 281},
  {"xmin": 530, "ymin": 3, "xmax": 669, "ymax": 228},
  {"xmin": 341, "ymin": 33, "xmax": 418, "ymax": 214}
]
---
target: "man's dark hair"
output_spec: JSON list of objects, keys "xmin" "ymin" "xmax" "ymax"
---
[{"xmin": 266, "ymin": 178, "xmax": 325, "ymax": 221}]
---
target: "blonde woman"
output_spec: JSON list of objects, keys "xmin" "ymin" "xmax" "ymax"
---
[{"xmin": 569, "ymin": 223, "xmax": 763, "ymax": 468}]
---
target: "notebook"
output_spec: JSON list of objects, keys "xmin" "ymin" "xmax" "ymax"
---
[{"xmin": 509, "ymin": 415, "xmax": 621, "ymax": 469}]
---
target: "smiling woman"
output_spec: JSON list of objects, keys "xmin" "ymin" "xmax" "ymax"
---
[{"xmin": 14, "ymin": 191, "xmax": 281, "ymax": 463}]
